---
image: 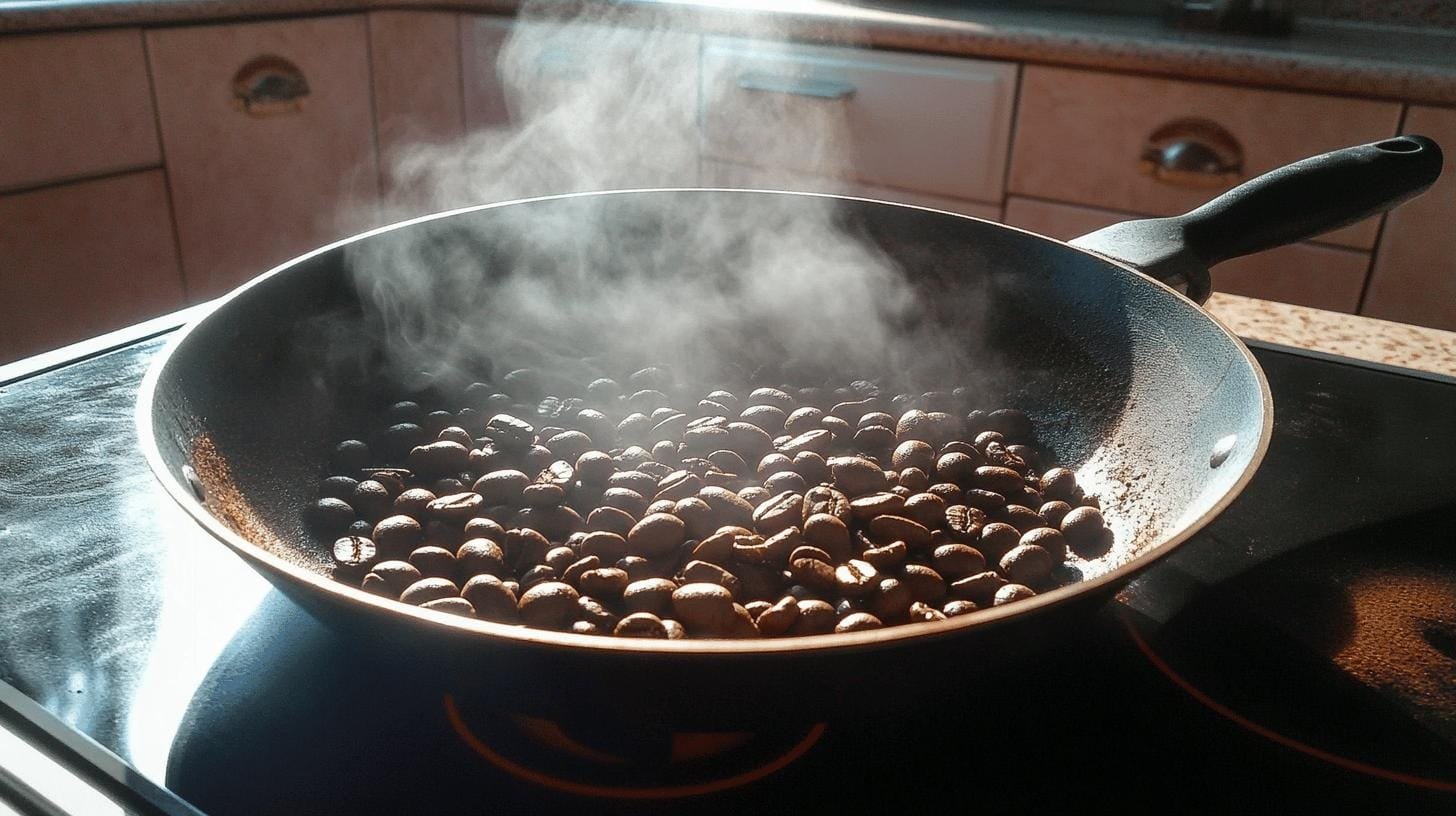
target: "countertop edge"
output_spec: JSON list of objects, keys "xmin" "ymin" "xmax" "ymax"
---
[{"xmin": 4, "ymin": 0, "xmax": 1456, "ymax": 106}]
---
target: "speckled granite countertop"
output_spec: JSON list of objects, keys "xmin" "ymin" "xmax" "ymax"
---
[
  {"xmin": 5, "ymin": 0, "xmax": 1456, "ymax": 105},
  {"xmin": 1208, "ymin": 293, "xmax": 1456, "ymax": 377}
]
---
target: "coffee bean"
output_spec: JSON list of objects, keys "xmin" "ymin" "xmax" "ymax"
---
[
  {"xmin": 391, "ymin": 488, "xmax": 435, "ymax": 520},
  {"xmin": 950, "ymin": 570, "xmax": 1008, "ymax": 606},
  {"xmin": 627, "ymin": 512, "xmax": 687, "ymax": 557},
  {"xmin": 400, "ymin": 577, "xmax": 459, "ymax": 605},
  {"xmin": 900, "ymin": 564, "xmax": 948, "ymax": 603},
  {"xmin": 985, "ymin": 409, "xmax": 1033, "ymax": 443},
  {"xmin": 461, "ymin": 574, "xmax": 519, "ymax": 622},
  {"xmin": 1002, "ymin": 504, "xmax": 1048, "ymax": 534},
  {"xmin": 835, "ymin": 559, "xmax": 878, "ymax": 598},
  {"xmin": 740, "ymin": 405, "xmax": 788, "ymax": 433},
  {"xmin": 756, "ymin": 596, "xmax": 800, "ymax": 637},
  {"xmin": 584, "ymin": 506, "xmax": 634, "ymax": 537},
  {"xmin": 484, "ymin": 413, "xmax": 536, "ymax": 450},
  {"xmin": 963, "ymin": 488, "xmax": 1006, "ymax": 511},
  {"xmin": 978, "ymin": 522, "xmax": 1021, "ymax": 563},
  {"xmin": 308, "ymin": 498, "xmax": 357, "ymax": 537},
  {"xmin": 518, "ymin": 581, "xmax": 579, "ymax": 629},
  {"xmin": 614, "ymin": 612, "xmax": 670, "ymax": 638},
  {"xmin": 408, "ymin": 545, "xmax": 456, "ymax": 579},
  {"xmin": 320, "ymin": 476, "xmax": 360, "ymax": 502},
  {"xmin": 519, "ymin": 564, "xmax": 559, "ymax": 591},
  {"xmin": 623, "ymin": 578, "xmax": 678, "ymax": 616},
  {"xmin": 600, "ymin": 487, "xmax": 649, "ymax": 518},
  {"xmin": 373, "ymin": 515, "xmax": 424, "ymax": 557},
  {"xmin": 420, "ymin": 597, "xmax": 475, "ymax": 617},
  {"xmin": 862, "ymin": 541, "xmax": 908, "ymax": 569},
  {"xmin": 473, "ymin": 469, "xmax": 529, "ymax": 505},
  {"xmin": 752, "ymin": 491, "xmax": 804, "ymax": 535},
  {"xmin": 407, "ymin": 441, "xmax": 470, "ymax": 480},
  {"xmin": 835, "ymin": 612, "xmax": 884, "ymax": 632},
  {"xmin": 853, "ymin": 425, "xmax": 896, "ymax": 451},
  {"xmin": 579, "ymin": 567, "xmax": 630, "ymax": 599},
  {"xmin": 738, "ymin": 486, "xmax": 771, "ymax": 507},
  {"xmin": 706, "ymin": 450, "xmax": 747, "ymax": 476},
  {"xmin": 1020, "ymin": 527, "xmax": 1067, "ymax": 563},
  {"xmin": 974, "ymin": 466, "xmax": 1025, "ymax": 497},
  {"xmin": 849, "ymin": 492, "xmax": 905, "ymax": 521},
  {"xmin": 679, "ymin": 560, "xmax": 741, "ymax": 597},
  {"xmin": 1038, "ymin": 500, "xmax": 1073, "ymax": 529},
  {"xmin": 1039, "ymin": 467, "xmax": 1079, "ymax": 501},
  {"xmin": 803, "ymin": 485, "xmax": 852, "ymax": 524},
  {"xmin": 696, "ymin": 486, "xmax": 756, "ymax": 529},
  {"xmin": 562, "ymin": 555, "xmax": 601, "ymax": 587},
  {"xmin": 870, "ymin": 578, "xmax": 913, "ymax": 621},
  {"xmin": 789, "ymin": 554, "xmax": 837, "ymax": 590},
  {"xmin": 544, "ymin": 545, "xmax": 577, "ymax": 572},
  {"xmin": 942, "ymin": 599, "xmax": 979, "ymax": 617},
  {"xmin": 801, "ymin": 513, "xmax": 852, "ymax": 562},
  {"xmin": 332, "ymin": 536, "xmax": 377, "ymax": 574},
  {"xmin": 462, "ymin": 516, "xmax": 505, "ymax": 542},
  {"xmin": 908, "ymin": 601, "xmax": 947, "ymax": 623},
  {"xmin": 931, "ymin": 543, "xmax": 987, "ymax": 579},
  {"xmin": 1061, "ymin": 506, "xmax": 1107, "ymax": 552},
  {"xmin": 577, "ymin": 595, "xmax": 620, "ymax": 629},
  {"xmin": 867, "ymin": 514, "xmax": 931, "ymax": 549},
  {"xmin": 994, "ymin": 583, "xmax": 1037, "ymax": 605},
  {"xmin": 671, "ymin": 582, "xmax": 737, "ymax": 634},
  {"xmin": 828, "ymin": 455, "xmax": 889, "ymax": 496},
  {"xmin": 331, "ymin": 439, "xmax": 372, "ymax": 473},
  {"xmin": 777, "ymin": 429, "xmax": 831, "ymax": 456}
]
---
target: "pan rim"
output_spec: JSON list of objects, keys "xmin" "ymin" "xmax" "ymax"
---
[{"xmin": 136, "ymin": 187, "xmax": 1274, "ymax": 657}]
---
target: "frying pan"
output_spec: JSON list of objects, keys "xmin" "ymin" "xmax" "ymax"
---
[{"xmin": 140, "ymin": 136, "xmax": 1440, "ymax": 726}]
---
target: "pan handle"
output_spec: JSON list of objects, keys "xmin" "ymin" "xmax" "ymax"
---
[{"xmin": 1069, "ymin": 135, "xmax": 1443, "ymax": 303}]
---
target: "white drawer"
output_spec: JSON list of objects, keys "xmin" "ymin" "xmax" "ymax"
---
[{"xmin": 702, "ymin": 38, "xmax": 1016, "ymax": 203}]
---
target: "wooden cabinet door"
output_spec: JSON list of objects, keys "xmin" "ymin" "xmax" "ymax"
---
[
  {"xmin": 369, "ymin": 11, "xmax": 465, "ymax": 195},
  {"xmin": 0, "ymin": 171, "xmax": 183, "ymax": 362},
  {"xmin": 147, "ymin": 16, "xmax": 378, "ymax": 300},
  {"xmin": 1363, "ymin": 106, "xmax": 1456, "ymax": 330}
]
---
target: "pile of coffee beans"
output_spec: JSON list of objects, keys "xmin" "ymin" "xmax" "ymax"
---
[{"xmin": 307, "ymin": 367, "xmax": 1111, "ymax": 639}]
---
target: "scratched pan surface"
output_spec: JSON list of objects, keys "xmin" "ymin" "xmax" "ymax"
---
[{"xmin": 142, "ymin": 133, "xmax": 1443, "ymax": 725}]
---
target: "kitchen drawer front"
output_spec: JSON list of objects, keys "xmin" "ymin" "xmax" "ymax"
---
[
  {"xmin": 461, "ymin": 16, "xmax": 512, "ymax": 131},
  {"xmin": 1003, "ymin": 196, "xmax": 1370, "ymax": 313},
  {"xmin": 370, "ymin": 11, "xmax": 464, "ymax": 190},
  {"xmin": 0, "ymin": 30, "xmax": 161, "ymax": 191},
  {"xmin": 146, "ymin": 16, "xmax": 378, "ymax": 300},
  {"xmin": 702, "ymin": 39, "xmax": 1016, "ymax": 204},
  {"xmin": 0, "ymin": 171, "xmax": 183, "ymax": 362},
  {"xmin": 703, "ymin": 159, "xmax": 1001, "ymax": 222},
  {"xmin": 1363, "ymin": 105, "xmax": 1456, "ymax": 331},
  {"xmin": 1009, "ymin": 66, "xmax": 1400, "ymax": 251}
]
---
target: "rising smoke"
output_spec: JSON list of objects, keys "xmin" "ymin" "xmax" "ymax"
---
[{"xmin": 344, "ymin": 2, "xmax": 973, "ymax": 396}]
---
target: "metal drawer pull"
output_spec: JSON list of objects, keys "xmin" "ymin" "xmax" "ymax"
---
[
  {"xmin": 736, "ymin": 73, "xmax": 856, "ymax": 100},
  {"xmin": 1139, "ymin": 118, "xmax": 1244, "ymax": 188},
  {"xmin": 231, "ymin": 55, "xmax": 309, "ymax": 117}
]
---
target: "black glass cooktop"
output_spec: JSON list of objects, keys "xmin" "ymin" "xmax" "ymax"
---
[{"xmin": 1, "ymin": 330, "xmax": 1454, "ymax": 815}]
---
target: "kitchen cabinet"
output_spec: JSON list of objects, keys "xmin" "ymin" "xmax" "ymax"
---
[
  {"xmin": 1363, "ymin": 105, "xmax": 1456, "ymax": 331},
  {"xmin": 369, "ymin": 11, "xmax": 465, "ymax": 196},
  {"xmin": 702, "ymin": 159, "xmax": 1001, "ymax": 222},
  {"xmin": 0, "ymin": 29, "xmax": 161, "ymax": 192},
  {"xmin": 1009, "ymin": 66, "xmax": 1401, "ymax": 251},
  {"xmin": 0, "ymin": 171, "xmax": 183, "ymax": 360},
  {"xmin": 460, "ymin": 15, "xmax": 701, "ymax": 196},
  {"xmin": 146, "ymin": 16, "xmax": 378, "ymax": 300},
  {"xmin": 702, "ymin": 38, "xmax": 1016, "ymax": 209},
  {"xmin": 1003, "ymin": 196, "xmax": 1372, "ymax": 313}
]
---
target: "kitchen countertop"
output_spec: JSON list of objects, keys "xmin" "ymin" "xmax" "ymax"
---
[{"xmin": 4, "ymin": 0, "xmax": 1456, "ymax": 106}]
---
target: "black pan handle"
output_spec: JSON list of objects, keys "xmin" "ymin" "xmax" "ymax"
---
[{"xmin": 1069, "ymin": 135, "xmax": 1443, "ymax": 303}]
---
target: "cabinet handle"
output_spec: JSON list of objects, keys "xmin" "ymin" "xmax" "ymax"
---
[
  {"xmin": 231, "ymin": 55, "xmax": 309, "ymax": 117},
  {"xmin": 1139, "ymin": 118, "xmax": 1243, "ymax": 188},
  {"xmin": 736, "ymin": 72, "xmax": 856, "ymax": 100}
]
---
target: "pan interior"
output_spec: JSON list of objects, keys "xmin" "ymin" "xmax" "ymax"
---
[{"xmin": 145, "ymin": 190, "xmax": 1265, "ymax": 598}]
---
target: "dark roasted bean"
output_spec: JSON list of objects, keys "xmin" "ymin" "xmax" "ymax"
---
[
  {"xmin": 900, "ymin": 563, "xmax": 948, "ymax": 603},
  {"xmin": 763, "ymin": 470, "xmax": 808, "ymax": 495},
  {"xmin": 518, "ymin": 581, "xmax": 578, "ymax": 629},
  {"xmin": 600, "ymin": 487, "xmax": 649, "ymax": 518},
  {"xmin": 308, "ymin": 498, "xmax": 357, "ymax": 536},
  {"xmin": 994, "ymin": 583, "xmax": 1037, "ymax": 605},
  {"xmin": 671, "ymin": 582, "xmax": 737, "ymax": 634},
  {"xmin": 331, "ymin": 439, "xmax": 371, "ymax": 473},
  {"xmin": 627, "ymin": 512, "xmax": 687, "ymax": 557},
  {"xmin": 679, "ymin": 560, "xmax": 741, "ymax": 597},
  {"xmin": 942, "ymin": 599, "xmax": 979, "ymax": 617},
  {"xmin": 408, "ymin": 545, "xmax": 457, "ymax": 579},
  {"xmin": 862, "ymin": 541, "xmax": 907, "ymax": 569},
  {"xmin": 849, "ymin": 492, "xmax": 905, "ymax": 520},
  {"xmin": 756, "ymin": 596, "xmax": 800, "ymax": 637},
  {"xmin": 579, "ymin": 567, "xmax": 630, "ymax": 599},
  {"xmin": 614, "ymin": 612, "xmax": 670, "ymax": 638},
  {"xmin": 1061, "ymin": 506, "xmax": 1108, "ymax": 552},
  {"xmin": 332, "ymin": 536, "xmax": 377, "ymax": 574},
  {"xmin": 400, "ymin": 577, "xmax": 459, "ymax": 605},
  {"xmin": 801, "ymin": 513, "xmax": 852, "ymax": 562},
  {"xmin": 752, "ymin": 491, "xmax": 804, "ymax": 535},
  {"xmin": 373, "ymin": 515, "xmax": 424, "ymax": 556},
  {"xmin": 835, "ymin": 612, "xmax": 883, "ymax": 632},
  {"xmin": 828, "ymin": 455, "xmax": 888, "ymax": 496},
  {"xmin": 623, "ymin": 578, "xmax": 678, "ymax": 615},
  {"xmin": 462, "ymin": 574, "xmax": 518, "ymax": 622},
  {"xmin": 870, "ymin": 578, "xmax": 913, "ymax": 621},
  {"xmin": 1020, "ymin": 527, "xmax": 1068, "ymax": 562},
  {"xmin": 1039, "ymin": 500, "xmax": 1073, "ymax": 529},
  {"xmin": 835, "ymin": 559, "xmax": 878, "ymax": 598},
  {"xmin": 950, "ymin": 571, "xmax": 1007, "ymax": 606},
  {"xmin": 1000, "ymin": 543, "xmax": 1054, "ymax": 586}
]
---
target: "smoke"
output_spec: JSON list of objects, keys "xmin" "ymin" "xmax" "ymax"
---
[{"xmin": 343, "ymin": 2, "xmax": 970, "ymax": 397}]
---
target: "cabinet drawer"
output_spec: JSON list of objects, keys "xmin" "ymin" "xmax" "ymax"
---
[
  {"xmin": 0, "ymin": 171, "xmax": 183, "ymax": 362},
  {"xmin": 0, "ymin": 30, "xmax": 160, "ymax": 191},
  {"xmin": 147, "ymin": 17, "xmax": 378, "ymax": 300},
  {"xmin": 1363, "ymin": 106, "xmax": 1456, "ymax": 331},
  {"xmin": 702, "ymin": 39, "xmax": 1016, "ymax": 203},
  {"xmin": 1003, "ymin": 196, "xmax": 1370, "ymax": 313},
  {"xmin": 369, "ymin": 11, "xmax": 464, "ymax": 190},
  {"xmin": 1009, "ymin": 66, "xmax": 1400, "ymax": 250},
  {"xmin": 702, "ymin": 159, "xmax": 1001, "ymax": 222}
]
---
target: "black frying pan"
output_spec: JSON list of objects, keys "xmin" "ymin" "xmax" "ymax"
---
[{"xmin": 139, "ymin": 136, "xmax": 1440, "ymax": 726}]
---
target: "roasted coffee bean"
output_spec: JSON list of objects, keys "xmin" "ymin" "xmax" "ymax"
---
[
  {"xmin": 473, "ymin": 469, "xmax": 529, "ymax": 505},
  {"xmin": 907, "ymin": 601, "xmax": 947, "ymax": 623},
  {"xmin": 801, "ymin": 513, "xmax": 852, "ymax": 562},
  {"xmin": 791, "ymin": 452, "xmax": 829, "ymax": 484},
  {"xmin": 571, "ymin": 620, "xmax": 606, "ymax": 635},
  {"xmin": 706, "ymin": 450, "xmax": 747, "ymax": 476},
  {"xmin": 579, "ymin": 567, "xmax": 630, "ymax": 599},
  {"xmin": 498, "ymin": 370, "xmax": 544, "ymax": 402},
  {"xmin": 950, "ymin": 571, "xmax": 1008, "ymax": 606},
  {"xmin": 853, "ymin": 425, "xmax": 896, "ymax": 451},
  {"xmin": 862, "ymin": 541, "xmax": 907, "ymax": 569},
  {"xmin": 849, "ymin": 492, "xmax": 905, "ymax": 520},
  {"xmin": 974, "ymin": 466, "xmax": 1026, "ymax": 497},
  {"xmin": 1000, "ymin": 543, "xmax": 1054, "ymax": 586},
  {"xmin": 1061, "ymin": 506, "xmax": 1107, "ymax": 552},
  {"xmin": 927, "ymin": 483, "xmax": 964, "ymax": 504},
  {"xmin": 463, "ymin": 516, "xmax": 505, "ymax": 542},
  {"xmin": 379, "ymin": 423, "xmax": 427, "ymax": 459},
  {"xmin": 697, "ymin": 486, "xmax": 756, "ymax": 529},
  {"xmin": 365, "ymin": 560, "xmax": 423, "ymax": 597},
  {"xmin": 502, "ymin": 527, "xmax": 549, "ymax": 566},
  {"xmin": 518, "ymin": 581, "xmax": 579, "ymax": 629},
  {"xmin": 510, "ymin": 505, "xmax": 582, "ymax": 541},
  {"xmin": 1002, "ymin": 504, "xmax": 1048, "ymax": 534},
  {"xmin": 329, "ymin": 535, "xmax": 376, "ymax": 575},
  {"xmin": 400, "ymin": 577, "xmax": 459, "ymax": 605},
  {"xmin": 994, "ymin": 583, "xmax": 1037, "ymax": 605},
  {"xmin": 784, "ymin": 407, "xmax": 825, "ymax": 435},
  {"xmin": 942, "ymin": 599, "xmax": 979, "ymax": 617},
  {"xmin": 748, "ymin": 387, "xmax": 794, "ymax": 409},
  {"xmin": 738, "ymin": 486, "xmax": 771, "ymax": 506},
  {"xmin": 519, "ymin": 564, "xmax": 559, "ymax": 591},
  {"xmin": 756, "ymin": 596, "xmax": 800, "ymax": 637},
  {"xmin": 320, "ymin": 476, "xmax": 360, "ymax": 501},
  {"xmin": 577, "ymin": 595, "xmax": 620, "ymax": 629},
  {"xmin": 608, "ymin": 470, "xmax": 659, "ymax": 497},
  {"xmin": 870, "ymin": 578, "xmax": 914, "ymax": 621},
  {"xmin": 1020, "ymin": 527, "xmax": 1067, "ymax": 562},
  {"xmin": 392, "ymin": 489, "xmax": 435, "ymax": 520},
  {"xmin": 574, "ymin": 529, "xmax": 627, "ymax": 562},
  {"xmin": 866, "ymin": 514, "xmax": 931, "ymax": 549},
  {"xmin": 600, "ymin": 487, "xmax": 649, "ymax": 518},
  {"xmin": 978, "ymin": 522, "xmax": 1021, "ymax": 562},
  {"xmin": 543, "ymin": 431, "xmax": 593, "ymax": 463},
  {"xmin": 461, "ymin": 574, "xmax": 518, "ymax": 622},
  {"xmin": 932, "ymin": 543, "xmax": 987, "ymax": 579},
  {"xmin": 891, "ymin": 440, "xmax": 936, "ymax": 472},
  {"xmin": 671, "ymin": 582, "xmax": 737, "ymax": 634},
  {"xmin": 984, "ymin": 408, "xmax": 1033, "ymax": 442},
  {"xmin": 835, "ymin": 559, "xmax": 878, "ymax": 598},
  {"xmin": 1038, "ymin": 500, "xmax": 1073, "ymax": 529},
  {"xmin": 331, "ymin": 439, "xmax": 372, "ymax": 473},
  {"xmin": 722, "ymin": 421, "xmax": 773, "ymax": 460},
  {"xmin": 519, "ymin": 482, "xmax": 564, "ymax": 507},
  {"xmin": 562, "ymin": 555, "xmax": 602, "ymax": 588},
  {"xmin": 426, "ymin": 492, "xmax": 483, "ymax": 523},
  {"xmin": 963, "ymin": 488, "xmax": 1007, "ymax": 511},
  {"xmin": 1039, "ymin": 467, "xmax": 1079, "ymax": 501},
  {"xmin": 763, "ymin": 470, "xmax": 808, "ymax": 495},
  {"xmin": 614, "ymin": 612, "xmax": 670, "ymax": 638},
  {"xmin": 785, "ymin": 600, "xmax": 833, "ymax": 635},
  {"xmin": 693, "ymin": 527, "xmax": 749, "ymax": 564},
  {"xmin": 835, "ymin": 612, "xmax": 883, "ymax": 632},
  {"xmin": 789, "ymin": 555, "xmax": 837, "ymax": 590},
  {"xmin": 679, "ymin": 560, "xmax": 741, "ymax": 597},
  {"xmin": 348, "ymin": 480, "xmax": 394, "ymax": 520},
  {"xmin": 645, "ymin": 499, "xmax": 677, "ymax": 516},
  {"xmin": 420, "ymin": 597, "xmax": 475, "ymax": 617},
  {"xmin": 974, "ymin": 430, "xmax": 1006, "ymax": 449},
  {"xmin": 752, "ymin": 491, "xmax": 804, "ymax": 535},
  {"xmin": 900, "ymin": 563, "xmax": 948, "ymax": 603},
  {"xmin": 613, "ymin": 555, "xmax": 651, "ymax": 581},
  {"xmin": 827, "ymin": 398, "xmax": 875, "ymax": 423},
  {"xmin": 935, "ymin": 452, "xmax": 980, "ymax": 485},
  {"xmin": 408, "ymin": 545, "xmax": 457, "ymax": 579},
  {"xmin": 750, "ymin": 526, "xmax": 802, "ymax": 565},
  {"xmin": 308, "ymin": 498, "xmax": 357, "ymax": 537},
  {"xmin": 828, "ymin": 455, "xmax": 888, "ymax": 496},
  {"xmin": 373, "ymin": 515, "xmax": 424, "ymax": 556},
  {"xmin": 739, "ymin": 405, "xmax": 788, "ymax": 434},
  {"xmin": 628, "ymin": 512, "xmax": 687, "ymax": 557},
  {"xmin": 654, "ymin": 470, "xmax": 702, "ymax": 502},
  {"xmin": 623, "ymin": 578, "xmax": 678, "ymax": 616},
  {"xmin": 407, "ymin": 441, "xmax": 470, "ymax": 480},
  {"xmin": 543, "ymin": 545, "xmax": 577, "ymax": 572},
  {"xmin": 484, "ymin": 414, "xmax": 535, "ymax": 449},
  {"xmin": 585, "ymin": 506, "xmax": 635, "ymax": 537}
]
